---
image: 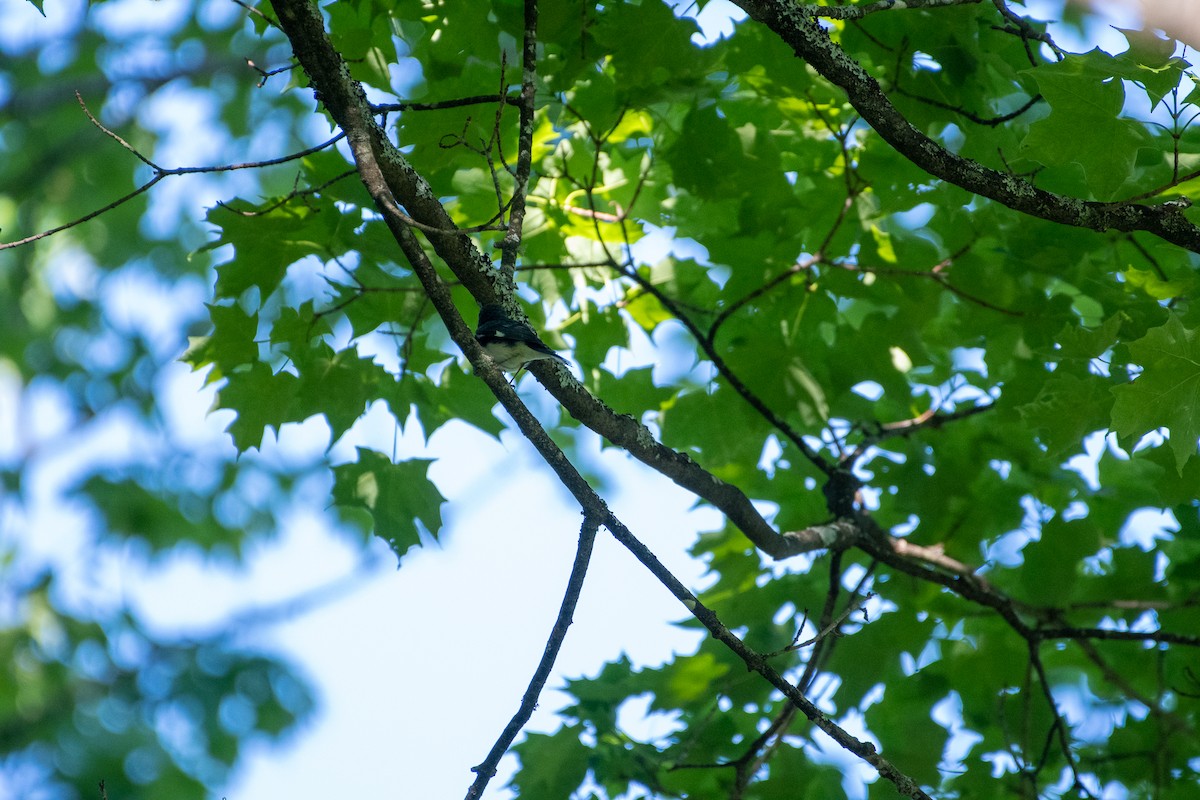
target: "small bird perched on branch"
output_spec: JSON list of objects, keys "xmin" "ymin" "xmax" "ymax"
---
[{"xmin": 475, "ymin": 303, "xmax": 567, "ymax": 375}]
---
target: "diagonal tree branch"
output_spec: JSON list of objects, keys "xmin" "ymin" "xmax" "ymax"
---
[
  {"xmin": 730, "ymin": 0, "xmax": 1200, "ymax": 253},
  {"xmin": 0, "ymin": 172, "xmax": 167, "ymax": 251},
  {"xmin": 464, "ymin": 513, "xmax": 600, "ymax": 800},
  {"xmin": 1026, "ymin": 641, "xmax": 1085, "ymax": 791},
  {"xmin": 617, "ymin": 262, "xmax": 835, "ymax": 477},
  {"xmin": 601, "ymin": 514, "xmax": 935, "ymax": 800}
]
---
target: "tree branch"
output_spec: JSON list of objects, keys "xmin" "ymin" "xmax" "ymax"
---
[
  {"xmin": 805, "ymin": 0, "xmax": 984, "ymax": 19},
  {"xmin": 0, "ymin": 95, "xmax": 347, "ymax": 251},
  {"xmin": 464, "ymin": 514, "xmax": 599, "ymax": 800},
  {"xmin": 498, "ymin": 0, "xmax": 539, "ymax": 277},
  {"xmin": 0, "ymin": 173, "xmax": 167, "ymax": 251},
  {"xmin": 1069, "ymin": 632, "xmax": 1195, "ymax": 735},
  {"xmin": 1026, "ymin": 641, "xmax": 1085, "ymax": 791},
  {"xmin": 1034, "ymin": 626, "xmax": 1200, "ymax": 648},
  {"xmin": 371, "ymin": 93, "xmax": 520, "ymax": 114},
  {"xmin": 602, "ymin": 514, "xmax": 935, "ymax": 800},
  {"xmin": 730, "ymin": 0, "xmax": 1200, "ymax": 253},
  {"xmin": 618, "ymin": 264, "xmax": 835, "ymax": 478}
]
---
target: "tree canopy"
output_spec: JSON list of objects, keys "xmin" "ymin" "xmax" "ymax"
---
[{"xmin": 3, "ymin": 0, "xmax": 1200, "ymax": 798}]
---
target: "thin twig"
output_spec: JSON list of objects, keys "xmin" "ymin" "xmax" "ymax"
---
[
  {"xmin": 771, "ymin": 592, "xmax": 873, "ymax": 655},
  {"xmin": 1, "ymin": 96, "xmax": 348, "ymax": 250},
  {"xmin": 464, "ymin": 514, "xmax": 600, "ymax": 799},
  {"xmin": 217, "ymin": 168, "xmax": 358, "ymax": 216},
  {"xmin": 1027, "ymin": 642, "xmax": 1086, "ymax": 793},
  {"xmin": 729, "ymin": 553, "xmax": 856, "ymax": 798},
  {"xmin": 77, "ymin": 91, "xmax": 158, "ymax": 167},
  {"xmin": 831, "ymin": 253, "xmax": 1025, "ymax": 318},
  {"xmin": 991, "ymin": 0, "xmax": 1066, "ymax": 61},
  {"xmin": 1034, "ymin": 626, "xmax": 1200, "ymax": 648},
  {"xmin": 499, "ymin": 0, "xmax": 540, "ymax": 276},
  {"xmin": 245, "ymin": 57, "xmax": 295, "ymax": 87},
  {"xmin": 619, "ymin": 265, "xmax": 836, "ymax": 477},
  {"xmin": 848, "ymin": 402, "xmax": 995, "ymax": 460},
  {"xmin": 895, "ymin": 86, "xmax": 1044, "ymax": 127},
  {"xmin": 1065, "ymin": 596, "xmax": 1200, "ymax": 612},
  {"xmin": 78, "ymin": 91, "xmax": 348, "ymax": 175},
  {"xmin": 1069, "ymin": 627, "xmax": 1194, "ymax": 734},
  {"xmin": 231, "ymin": 0, "xmax": 280, "ymax": 28},
  {"xmin": 371, "ymin": 93, "xmax": 520, "ymax": 114},
  {"xmin": 561, "ymin": 203, "xmax": 622, "ymax": 222},
  {"xmin": 708, "ymin": 255, "xmax": 818, "ymax": 343},
  {"xmin": 0, "ymin": 173, "xmax": 166, "ymax": 251}
]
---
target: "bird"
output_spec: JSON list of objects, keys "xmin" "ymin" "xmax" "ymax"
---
[{"xmin": 474, "ymin": 303, "xmax": 567, "ymax": 374}]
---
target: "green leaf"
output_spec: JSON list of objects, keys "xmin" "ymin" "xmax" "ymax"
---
[
  {"xmin": 1108, "ymin": 36, "xmax": 1188, "ymax": 109},
  {"xmin": 216, "ymin": 362, "xmax": 304, "ymax": 452},
  {"xmin": 410, "ymin": 366, "xmax": 506, "ymax": 441},
  {"xmin": 270, "ymin": 301, "xmax": 331, "ymax": 351},
  {"xmin": 591, "ymin": 0, "xmax": 709, "ymax": 102},
  {"xmin": 1021, "ymin": 51, "xmax": 1151, "ymax": 199},
  {"xmin": 327, "ymin": 3, "xmax": 399, "ymax": 91},
  {"xmin": 182, "ymin": 303, "xmax": 260, "ymax": 379},
  {"xmin": 1018, "ymin": 518, "xmax": 1105, "ymax": 605},
  {"xmin": 1111, "ymin": 315, "xmax": 1200, "ymax": 471},
  {"xmin": 1139, "ymin": 444, "xmax": 1200, "ymax": 506},
  {"xmin": 291, "ymin": 344, "xmax": 394, "ymax": 444},
  {"xmin": 1053, "ymin": 313, "xmax": 1124, "ymax": 361},
  {"xmin": 331, "ymin": 449, "xmax": 446, "ymax": 559},
  {"xmin": 510, "ymin": 726, "xmax": 591, "ymax": 799},
  {"xmin": 864, "ymin": 670, "xmax": 949, "ymax": 787},
  {"xmin": 1122, "ymin": 266, "xmax": 1195, "ymax": 302},
  {"xmin": 206, "ymin": 201, "xmax": 337, "ymax": 302},
  {"xmin": 666, "ymin": 105, "xmax": 746, "ymax": 201},
  {"xmin": 563, "ymin": 302, "xmax": 626, "ymax": 370},
  {"xmin": 1017, "ymin": 373, "xmax": 1113, "ymax": 457},
  {"xmin": 590, "ymin": 366, "xmax": 675, "ymax": 421}
]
